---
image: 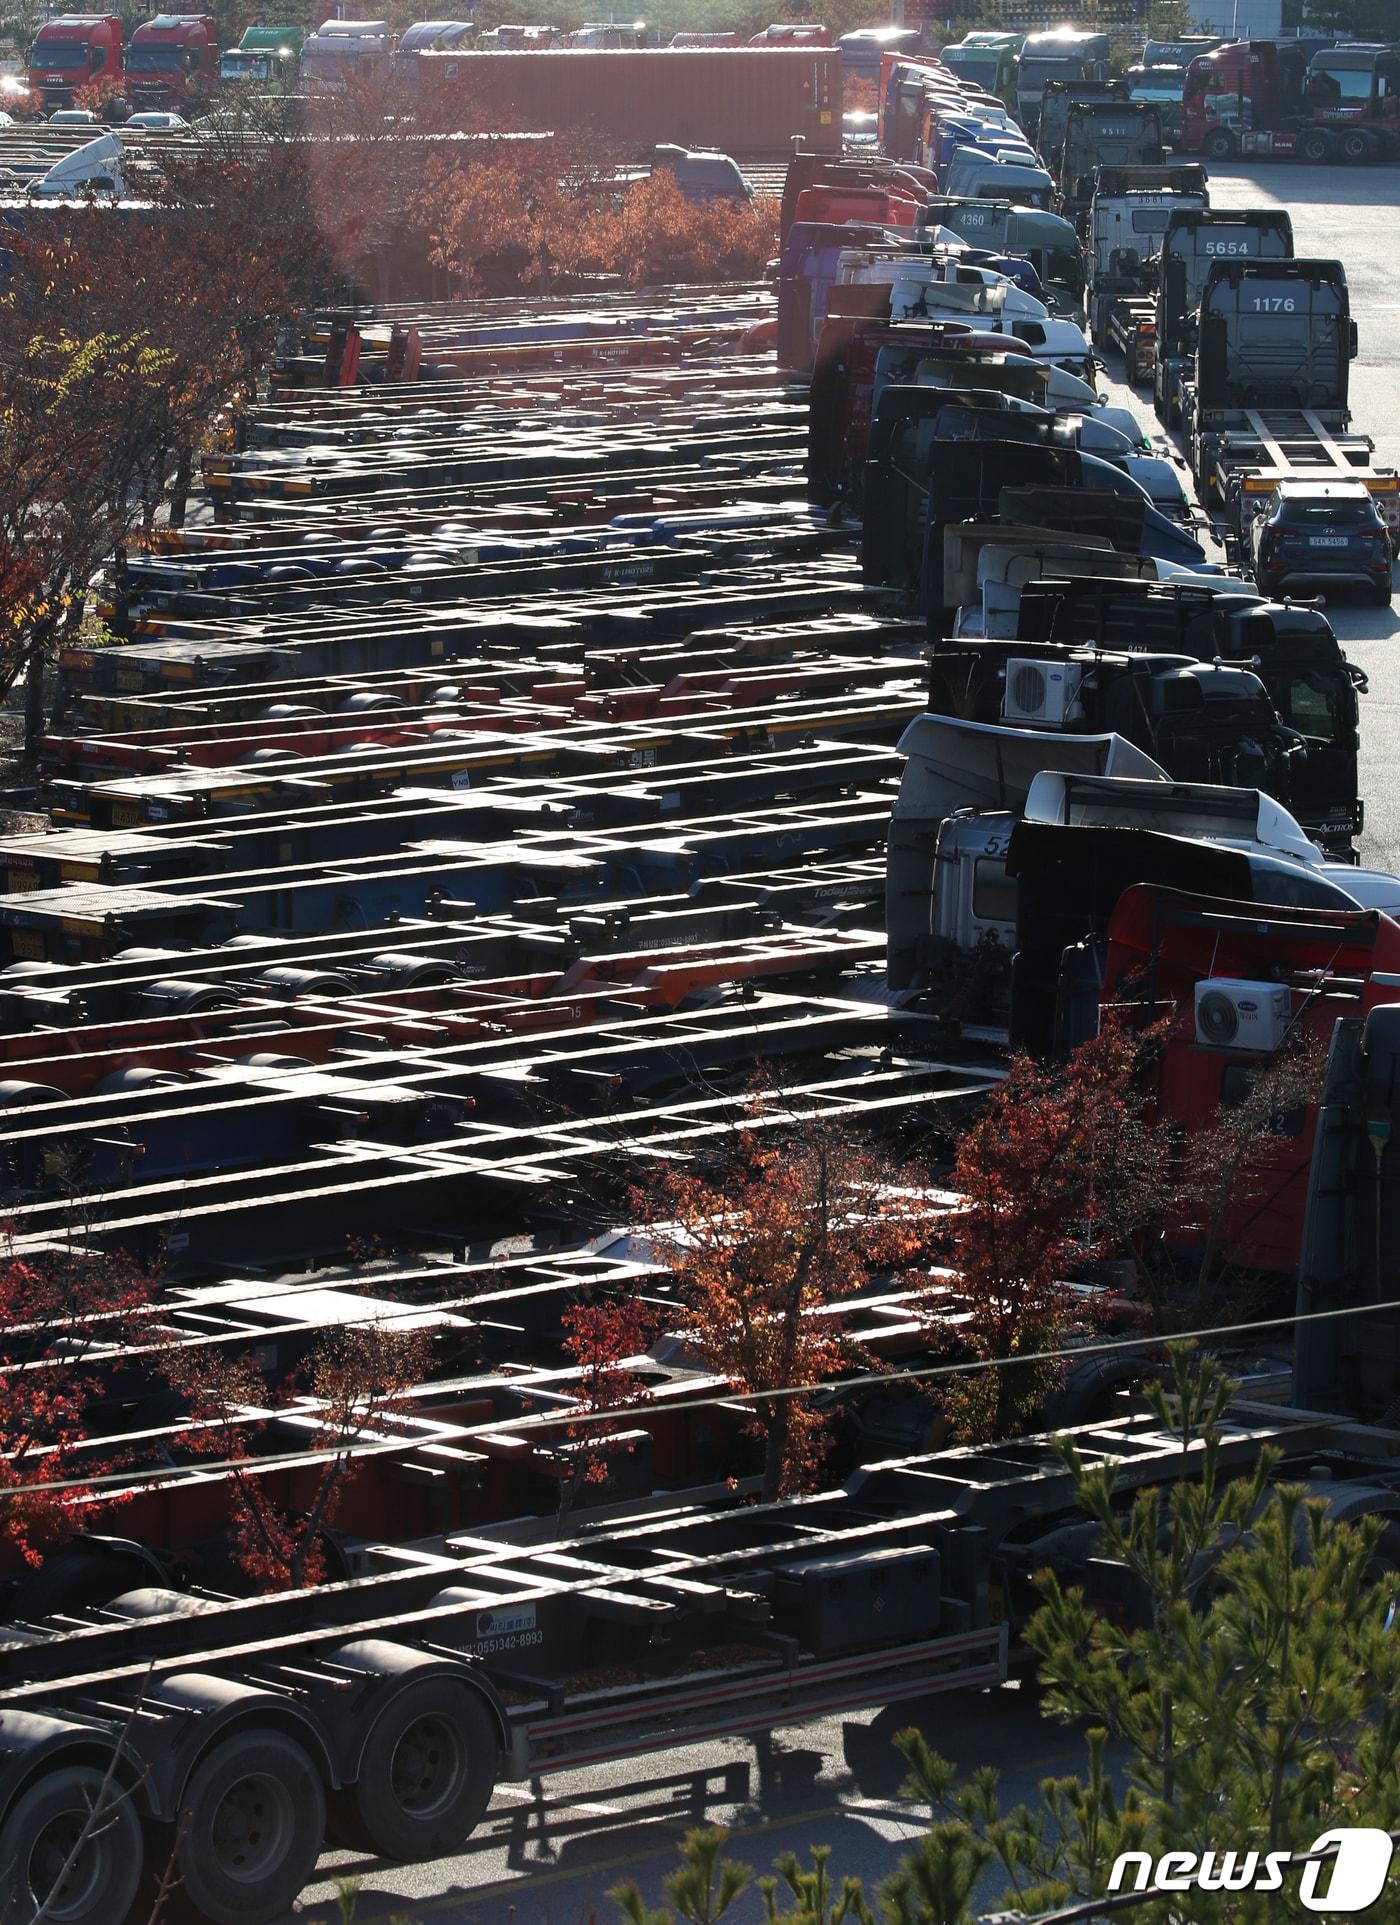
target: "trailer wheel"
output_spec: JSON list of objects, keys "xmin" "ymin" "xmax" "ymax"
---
[
  {"xmin": 342, "ymin": 1678, "xmax": 497, "ymax": 1861},
  {"xmin": 1203, "ymin": 128, "xmax": 1236, "ymax": 160},
  {"xmin": 0, "ymin": 1764, "xmax": 143, "ymax": 1925},
  {"xmin": 12, "ymin": 1541, "xmax": 159, "ymax": 1618},
  {"xmin": 174, "ymin": 1730, "xmax": 325, "ymax": 1925},
  {"xmin": 1298, "ymin": 128, "xmax": 1334, "ymax": 163}
]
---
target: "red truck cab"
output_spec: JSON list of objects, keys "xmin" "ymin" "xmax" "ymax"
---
[
  {"xmin": 1306, "ymin": 42, "xmax": 1400, "ymax": 158},
  {"xmin": 126, "ymin": 13, "xmax": 218, "ymax": 110},
  {"xmin": 1183, "ymin": 38, "xmax": 1400, "ymax": 163},
  {"xmin": 27, "ymin": 13, "xmax": 121, "ymax": 112},
  {"xmin": 1104, "ymin": 884, "xmax": 1400, "ymax": 1275},
  {"xmin": 792, "ymin": 182, "xmax": 921, "ymax": 227}
]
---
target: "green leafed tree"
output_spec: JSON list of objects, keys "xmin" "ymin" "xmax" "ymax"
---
[{"xmin": 620, "ymin": 1349, "xmax": 1400, "ymax": 1922}]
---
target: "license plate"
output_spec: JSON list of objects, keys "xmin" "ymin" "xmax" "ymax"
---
[
  {"xmin": 6, "ymin": 872, "xmax": 41, "ymax": 893},
  {"xmin": 116, "ymin": 669, "xmax": 145, "ymax": 690},
  {"xmin": 9, "ymin": 930, "xmax": 45, "ymax": 961},
  {"xmin": 1308, "ymin": 537, "xmax": 1348, "ymax": 547},
  {"xmin": 110, "ymin": 802, "xmax": 141, "ymax": 827}
]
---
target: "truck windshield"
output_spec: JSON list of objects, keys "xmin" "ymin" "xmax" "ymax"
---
[
  {"xmin": 1281, "ymin": 672, "xmax": 1343, "ymax": 748},
  {"xmin": 220, "ymin": 52, "xmax": 268, "ymax": 77},
  {"xmin": 1020, "ymin": 59, "xmax": 1086, "ymax": 89},
  {"xmin": 1189, "ymin": 70, "xmax": 1234, "ymax": 102},
  {"xmin": 128, "ymin": 46, "xmax": 183, "ymax": 70},
  {"xmin": 945, "ymin": 52, "xmax": 998, "ymax": 86},
  {"xmin": 1045, "ymin": 246, "xmax": 1085, "ymax": 292},
  {"xmin": 1311, "ymin": 61, "xmax": 1374, "ymax": 101},
  {"xmin": 35, "ymin": 42, "xmax": 89, "ymax": 69}
]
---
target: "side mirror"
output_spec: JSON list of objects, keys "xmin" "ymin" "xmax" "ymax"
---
[{"xmin": 1349, "ymin": 319, "xmax": 1359, "ymax": 360}]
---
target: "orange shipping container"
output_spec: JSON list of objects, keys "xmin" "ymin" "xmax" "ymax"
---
[{"xmin": 406, "ymin": 46, "xmax": 841, "ymax": 156}]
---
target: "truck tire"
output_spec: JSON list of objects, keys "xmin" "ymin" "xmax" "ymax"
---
[
  {"xmin": 1340, "ymin": 129, "xmax": 1374, "ymax": 164},
  {"xmin": 1203, "ymin": 128, "xmax": 1236, "ymax": 160},
  {"xmin": 341, "ymin": 1678, "xmax": 497, "ymax": 1861},
  {"xmin": 174, "ymin": 1729, "xmax": 325, "ymax": 1925},
  {"xmin": 11, "ymin": 1542, "xmax": 161, "ymax": 1618},
  {"xmin": 1298, "ymin": 128, "xmax": 1334, "ymax": 163},
  {"xmin": 0, "ymin": 1764, "xmax": 143, "ymax": 1925}
]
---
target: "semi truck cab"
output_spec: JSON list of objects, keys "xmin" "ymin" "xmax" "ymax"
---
[
  {"xmin": 126, "ymin": 14, "xmax": 217, "ymax": 110},
  {"xmin": 1056, "ymin": 100, "xmax": 1165, "ymax": 222},
  {"xmin": 1143, "ymin": 35, "xmax": 1223, "ymax": 71},
  {"xmin": 27, "ymin": 12, "xmax": 120, "ymax": 111},
  {"xmin": 1183, "ymin": 38, "xmax": 1398, "ymax": 163},
  {"xmin": 1125, "ymin": 67, "xmax": 1188, "ymax": 147},
  {"xmin": 1085, "ymin": 164, "xmax": 1209, "ymax": 348},
  {"xmin": 885, "ymin": 713, "xmax": 1165, "ymax": 1010},
  {"xmin": 1014, "ymin": 574, "xmax": 1364, "ymax": 850},
  {"xmin": 1305, "ymin": 43, "xmax": 1400, "ymax": 158},
  {"xmin": 300, "ymin": 18, "xmax": 393, "ymax": 88},
  {"xmin": 919, "ymin": 197, "xmax": 1087, "ymax": 315},
  {"xmin": 1035, "ymin": 75, "xmax": 1128, "ymax": 165},
  {"xmin": 939, "ymin": 41, "xmax": 1019, "ymax": 107},
  {"xmin": 1014, "ymin": 31, "xmax": 1110, "ymax": 138},
  {"xmin": 218, "ymin": 25, "xmax": 304, "ymax": 87},
  {"xmin": 1194, "ymin": 258, "xmax": 1356, "ymax": 419},
  {"xmin": 1153, "ymin": 207, "xmax": 1294, "ymax": 425}
]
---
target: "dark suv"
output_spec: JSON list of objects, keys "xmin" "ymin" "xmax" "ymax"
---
[{"xmin": 1250, "ymin": 479, "xmax": 1394, "ymax": 606}]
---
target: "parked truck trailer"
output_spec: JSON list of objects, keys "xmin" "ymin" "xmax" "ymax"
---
[{"xmin": 1181, "ymin": 256, "xmax": 1400, "ymax": 547}]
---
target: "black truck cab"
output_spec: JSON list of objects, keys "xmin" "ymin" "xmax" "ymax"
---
[{"xmin": 1014, "ymin": 573, "xmax": 1364, "ymax": 850}]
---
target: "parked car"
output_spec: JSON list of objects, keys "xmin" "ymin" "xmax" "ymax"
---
[
  {"xmin": 651, "ymin": 144, "xmax": 750, "ymax": 203},
  {"xmin": 123, "ymin": 109, "xmax": 189, "ymax": 129},
  {"xmin": 1250, "ymin": 479, "xmax": 1394, "ymax": 605},
  {"xmin": 47, "ymin": 105, "xmax": 97, "ymax": 124}
]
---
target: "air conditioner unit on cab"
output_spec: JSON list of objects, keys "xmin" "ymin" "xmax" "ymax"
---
[
  {"xmin": 1002, "ymin": 658, "xmax": 1083, "ymax": 726},
  {"xmin": 1194, "ymin": 978, "xmax": 1291, "ymax": 1052}
]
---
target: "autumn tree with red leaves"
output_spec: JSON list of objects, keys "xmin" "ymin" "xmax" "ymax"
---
[
  {"xmin": 1173, "ymin": 1028, "xmax": 1323, "ymax": 1295},
  {"xmin": 0, "ymin": 148, "xmax": 319, "ymax": 736},
  {"xmin": 588, "ymin": 174, "xmax": 780, "ymax": 290},
  {"xmin": 428, "ymin": 164, "xmax": 779, "ymax": 296},
  {"xmin": 0, "ymin": 86, "xmax": 777, "ymax": 739},
  {"xmin": 941, "ymin": 1023, "xmax": 1168, "ymax": 1442},
  {"xmin": 0, "ymin": 86, "xmax": 345, "ymax": 737},
  {"xmin": 0, "ymin": 1239, "xmax": 156, "ymax": 1568},
  {"xmin": 555, "ymin": 1293, "xmax": 657, "ymax": 1525},
  {"xmin": 642, "ymin": 1119, "xmax": 927, "ymax": 1502},
  {"xmin": 162, "ymin": 1322, "xmax": 430, "ymax": 1591}
]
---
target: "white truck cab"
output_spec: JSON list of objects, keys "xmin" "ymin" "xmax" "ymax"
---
[
  {"xmin": 943, "ymin": 522, "xmax": 1154, "ymax": 637},
  {"xmin": 1024, "ymin": 772, "xmax": 1400, "ymax": 916},
  {"xmin": 886, "ymin": 715, "xmax": 1167, "ymax": 1010},
  {"xmin": 884, "ymin": 271, "xmax": 1096, "ymax": 382}
]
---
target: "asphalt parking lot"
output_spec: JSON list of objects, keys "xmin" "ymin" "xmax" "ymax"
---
[{"xmin": 1144, "ymin": 162, "xmax": 1400, "ymax": 874}]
